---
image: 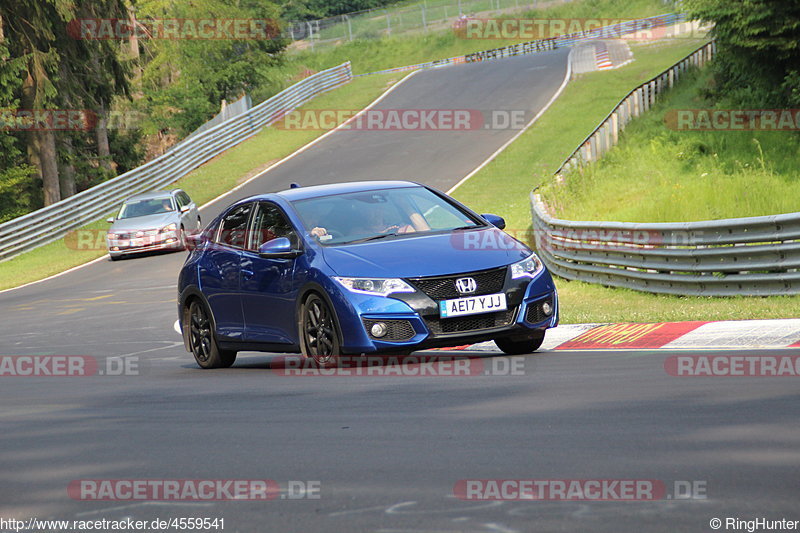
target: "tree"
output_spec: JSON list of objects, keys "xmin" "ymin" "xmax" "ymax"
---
[
  {"xmin": 136, "ymin": 0, "xmax": 288, "ymax": 137},
  {"xmin": 684, "ymin": 0, "xmax": 800, "ymax": 107},
  {"xmin": 0, "ymin": 0, "xmax": 132, "ymax": 206}
]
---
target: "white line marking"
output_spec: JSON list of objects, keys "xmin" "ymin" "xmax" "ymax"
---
[
  {"xmin": 0, "ymin": 70, "xmax": 421, "ymax": 296},
  {"xmin": 447, "ymin": 50, "xmax": 573, "ymax": 195},
  {"xmin": 173, "ymin": 319, "xmax": 182, "ymax": 335},
  {"xmin": 0, "ymin": 254, "xmax": 109, "ymax": 295}
]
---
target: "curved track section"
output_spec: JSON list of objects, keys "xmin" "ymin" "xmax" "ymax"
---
[{"xmin": 2, "ymin": 48, "xmax": 798, "ymax": 532}]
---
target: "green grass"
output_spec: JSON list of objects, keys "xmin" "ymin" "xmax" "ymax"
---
[
  {"xmin": 452, "ymin": 39, "xmax": 711, "ymax": 231},
  {"xmin": 0, "ymin": 73, "xmax": 402, "ymax": 291},
  {"xmin": 451, "ymin": 37, "xmax": 800, "ymax": 322},
  {"xmin": 287, "ymin": 0, "xmax": 670, "ymax": 74},
  {"xmin": 539, "ymin": 69, "xmax": 800, "ymax": 222},
  {"xmin": 558, "ymin": 281, "xmax": 800, "ymax": 324}
]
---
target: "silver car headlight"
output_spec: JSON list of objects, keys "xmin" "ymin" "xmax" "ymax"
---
[
  {"xmin": 160, "ymin": 223, "xmax": 177, "ymax": 233},
  {"xmin": 510, "ymin": 253, "xmax": 544, "ymax": 279},
  {"xmin": 333, "ymin": 277, "xmax": 415, "ymax": 296}
]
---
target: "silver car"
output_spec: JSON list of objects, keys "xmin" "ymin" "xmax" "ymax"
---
[{"xmin": 106, "ymin": 189, "xmax": 202, "ymax": 260}]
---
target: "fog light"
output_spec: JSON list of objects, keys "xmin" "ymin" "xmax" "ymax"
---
[
  {"xmin": 370, "ymin": 322, "xmax": 388, "ymax": 338},
  {"xmin": 542, "ymin": 302, "xmax": 553, "ymax": 316}
]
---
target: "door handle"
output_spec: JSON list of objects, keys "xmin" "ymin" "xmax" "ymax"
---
[{"xmin": 242, "ymin": 269, "xmax": 254, "ymax": 279}]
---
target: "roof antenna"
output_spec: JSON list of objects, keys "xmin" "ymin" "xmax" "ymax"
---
[{"xmin": 290, "ymin": 182, "xmax": 301, "ymax": 189}]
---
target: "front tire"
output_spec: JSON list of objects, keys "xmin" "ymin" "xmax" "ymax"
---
[
  {"xmin": 495, "ymin": 331, "xmax": 545, "ymax": 355},
  {"xmin": 187, "ymin": 300, "xmax": 236, "ymax": 369},
  {"xmin": 300, "ymin": 293, "xmax": 342, "ymax": 367}
]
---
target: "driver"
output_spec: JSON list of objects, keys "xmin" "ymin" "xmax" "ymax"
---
[{"xmin": 311, "ymin": 205, "xmax": 415, "ymax": 239}]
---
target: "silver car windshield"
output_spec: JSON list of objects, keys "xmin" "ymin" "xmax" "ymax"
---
[
  {"xmin": 118, "ymin": 197, "xmax": 175, "ymax": 219},
  {"xmin": 291, "ymin": 186, "xmax": 482, "ymax": 245}
]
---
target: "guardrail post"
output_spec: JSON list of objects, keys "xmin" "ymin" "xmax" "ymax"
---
[
  {"xmin": 669, "ymin": 67, "xmax": 674, "ymax": 89},
  {"xmin": 611, "ymin": 112, "xmax": 619, "ymax": 144}
]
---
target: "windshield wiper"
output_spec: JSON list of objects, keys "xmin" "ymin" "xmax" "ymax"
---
[{"xmin": 345, "ymin": 232, "xmax": 399, "ymax": 244}]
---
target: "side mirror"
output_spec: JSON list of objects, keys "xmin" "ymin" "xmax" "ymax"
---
[
  {"xmin": 481, "ymin": 213, "xmax": 506, "ymax": 230},
  {"xmin": 258, "ymin": 237, "xmax": 302, "ymax": 259},
  {"xmin": 185, "ymin": 233, "xmax": 203, "ymax": 251},
  {"xmin": 180, "ymin": 205, "xmax": 190, "ymax": 213},
  {"xmin": 106, "ymin": 217, "xmax": 115, "ymax": 223}
]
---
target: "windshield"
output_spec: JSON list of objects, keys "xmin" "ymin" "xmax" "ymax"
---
[
  {"xmin": 118, "ymin": 197, "xmax": 175, "ymax": 219},
  {"xmin": 291, "ymin": 186, "xmax": 482, "ymax": 245}
]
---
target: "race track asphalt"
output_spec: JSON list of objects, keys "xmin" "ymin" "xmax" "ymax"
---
[{"xmin": 2, "ymin": 47, "xmax": 798, "ymax": 533}]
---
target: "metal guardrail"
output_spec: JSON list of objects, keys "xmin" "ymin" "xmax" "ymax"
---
[
  {"xmin": 555, "ymin": 41, "xmax": 714, "ymax": 174},
  {"xmin": 531, "ymin": 195, "xmax": 800, "ymax": 296},
  {"xmin": 0, "ymin": 62, "xmax": 352, "ymax": 262},
  {"xmin": 362, "ymin": 13, "xmax": 685, "ymax": 76},
  {"xmin": 531, "ymin": 41, "xmax": 800, "ymax": 296}
]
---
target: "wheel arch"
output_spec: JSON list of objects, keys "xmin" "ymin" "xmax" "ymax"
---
[
  {"xmin": 296, "ymin": 282, "xmax": 345, "ymax": 350},
  {"xmin": 179, "ymin": 287, "xmax": 217, "ymax": 353}
]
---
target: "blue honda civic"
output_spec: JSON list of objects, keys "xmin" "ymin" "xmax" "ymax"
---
[{"xmin": 178, "ymin": 181, "xmax": 558, "ymax": 368}]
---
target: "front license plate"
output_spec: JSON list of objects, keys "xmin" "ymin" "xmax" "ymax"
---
[{"xmin": 439, "ymin": 293, "xmax": 507, "ymax": 318}]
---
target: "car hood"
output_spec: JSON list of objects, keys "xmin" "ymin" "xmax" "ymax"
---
[
  {"xmin": 109, "ymin": 212, "xmax": 179, "ymax": 232},
  {"xmin": 320, "ymin": 228, "xmax": 531, "ymax": 278}
]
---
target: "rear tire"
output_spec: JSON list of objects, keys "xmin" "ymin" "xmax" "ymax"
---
[
  {"xmin": 187, "ymin": 300, "xmax": 237, "ymax": 369},
  {"xmin": 495, "ymin": 331, "xmax": 545, "ymax": 355},
  {"xmin": 300, "ymin": 293, "xmax": 342, "ymax": 368}
]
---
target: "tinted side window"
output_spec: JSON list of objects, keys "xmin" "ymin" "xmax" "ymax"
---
[
  {"xmin": 174, "ymin": 192, "xmax": 186, "ymax": 208},
  {"xmin": 216, "ymin": 203, "xmax": 252, "ymax": 249},
  {"xmin": 180, "ymin": 192, "xmax": 192, "ymax": 206},
  {"xmin": 248, "ymin": 203, "xmax": 297, "ymax": 251}
]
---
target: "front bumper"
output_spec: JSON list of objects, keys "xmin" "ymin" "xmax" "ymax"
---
[
  {"xmin": 336, "ymin": 267, "xmax": 558, "ymax": 353},
  {"xmin": 107, "ymin": 231, "xmax": 181, "ymax": 256}
]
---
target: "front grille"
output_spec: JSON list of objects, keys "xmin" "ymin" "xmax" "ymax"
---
[
  {"xmin": 425, "ymin": 307, "xmax": 517, "ymax": 335},
  {"xmin": 407, "ymin": 267, "xmax": 507, "ymax": 301},
  {"xmin": 363, "ymin": 319, "xmax": 416, "ymax": 342},
  {"xmin": 525, "ymin": 297, "xmax": 554, "ymax": 324}
]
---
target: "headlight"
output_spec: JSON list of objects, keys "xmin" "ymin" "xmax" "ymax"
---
[
  {"xmin": 510, "ymin": 253, "xmax": 544, "ymax": 279},
  {"xmin": 333, "ymin": 277, "xmax": 415, "ymax": 296},
  {"xmin": 160, "ymin": 223, "xmax": 177, "ymax": 233},
  {"xmin": 107, "ymin": 232, "xmax": 119, "ymax": 240}
]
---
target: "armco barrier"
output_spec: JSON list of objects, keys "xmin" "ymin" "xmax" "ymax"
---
[
  {"xmin": 530, "ymin": 195, "xmax": 800, "ymax": 296},
  {"xmin": 0, "ymin": 62, "xmax": 352, "ymax": 262},
  {"xmin": 531, "ymin": 41, "xmax": 800, "ymax": 296}
]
